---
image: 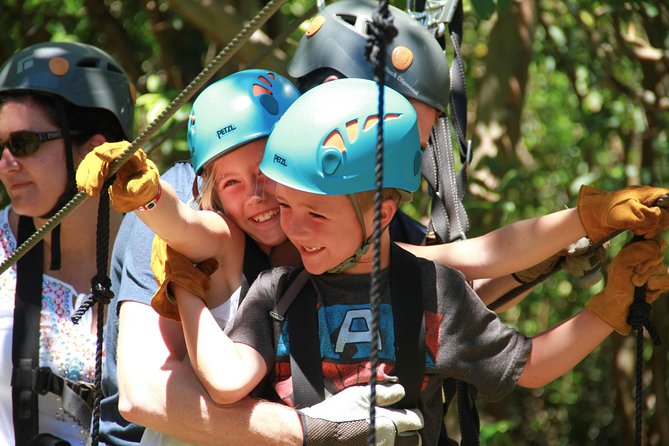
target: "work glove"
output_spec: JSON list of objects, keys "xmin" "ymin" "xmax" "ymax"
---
[
  {"xmin": 585, "ymin": 237, "xmax": 669, "ymax": 335},
  {"xmin": 512, "ymin": 237, "xmax": 607, "ymax": 286},
  {"xmin": 577, "ymin": 185, "xmax": 669, "ymax": 244},
  {"xmin": 150, "ymin": 235, "xmax": 218, "ymax": 321},
  {"xmin": 76, "ymin": 140, "xmax": 160, "ymax": 213},
  {"xmin": 299, "ymin": 383, "xmax": 423, "ymax": 446}
]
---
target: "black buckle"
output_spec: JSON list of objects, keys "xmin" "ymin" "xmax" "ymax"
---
[
  {"xmin": 68, "ymin": 381, "xmax": 95, "ymax": 408},
  {"xmin": 34, "ymin": 367, "xmax": 62, "ymax": 396}
]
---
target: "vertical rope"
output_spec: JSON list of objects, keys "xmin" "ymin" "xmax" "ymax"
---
[
  {"xmin": 71, "ymin": 181, "xmax": 114, "ymax": 445},
  {"xmin": 365, "ymin": 2, "xmax": 397, "ymax": 445}
]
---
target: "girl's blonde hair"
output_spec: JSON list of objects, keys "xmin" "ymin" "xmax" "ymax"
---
[{"xmin": 195, "ymin": 167, "xmax": 223, "ymax": 212}]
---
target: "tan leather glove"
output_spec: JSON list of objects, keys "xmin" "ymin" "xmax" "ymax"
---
[
  {"xmin": 577, "ymin": 185, "xmax": 669, "ymax": 243},
  {"xmin": 76, "ymin": 141, "xmax": 160, "ymax": 213},
  {"xmin": 512, "ymin": 237, "xmax": 607, "ymax": 285},
  {"xmin": 585, "ymin": 237, "xmax": 669, "ymax": 335},
  {"xmin": 150, "ymin": 236, "xmax": 219, "ymax": 321},
  {"xmin": 512, "ymin": 254, "xmax": 561, "ymax": 284}
]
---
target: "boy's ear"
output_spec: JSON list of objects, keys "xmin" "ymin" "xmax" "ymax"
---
[{"xmin": 380, "ymin": 198, "xmax": 398, "ymax": 228}]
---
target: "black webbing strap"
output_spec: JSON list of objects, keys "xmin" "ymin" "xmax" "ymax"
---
[
  {"xmin": 243, "ymin": 233, "xmax": 272, "ymax": 286},
  {"xmin": 423, "ymin": 116, "xmax": 469, "ymax": 243},
  {"xmin": 12, "ymin": 216, "xmax": 43, "ymax": 445},
  {"xmin": 422, "ymin": 0, "xmax": 470, "ymax": 244},
  {"xmin": 285, "ymin": 271, "xmax": 325, "ymax": 408},
  {"xmin": 274, "ymin": 245, "xmax": 426, "ymax": 410},
  {"xmin": 457, "ymin": 381, "xmax": 480, "ymax": 446},
  {"xmin": 389, "ymin": 244, "xmax": 425, "ymax": 409}
]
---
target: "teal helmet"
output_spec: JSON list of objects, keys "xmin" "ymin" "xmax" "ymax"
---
[
  {"xmin": 287, "ymin": 0, "xmax": 449, "ymax": 113},
  {"xmin": 261, "ymin": 78, "xmax": 421, "ymax": 196},
  {"xmin": 188, "ymin": 69, "xmax": 300, "ymax": 174},
  {"xmin": 0, "ymin": 41, "xmax": 135, "ymax": 139}
]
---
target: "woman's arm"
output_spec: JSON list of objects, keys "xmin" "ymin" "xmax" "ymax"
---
[
  {"xmin": 117, "ymin": 300, "xmax": 302, "ymax": 445},
  {"xmin": 174, "ymin": 283, "xmax": 267, "ymax": 405},
  {"xmin": 400, "ymin": 208, "xmax": 584, "ymax": 279}
]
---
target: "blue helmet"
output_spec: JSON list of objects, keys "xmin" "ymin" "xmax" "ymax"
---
[
  {"xmin": 261, "ymin": 78, "xmax": 421, "ymax": 196},
  {"xmin": 188, "ymin": 69, "xmax": 300, "ymax": 174}
]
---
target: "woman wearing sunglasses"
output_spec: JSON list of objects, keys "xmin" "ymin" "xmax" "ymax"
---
[{"xmin": 0, "ymin": 42, "xmax": 134, "ymax": 445}]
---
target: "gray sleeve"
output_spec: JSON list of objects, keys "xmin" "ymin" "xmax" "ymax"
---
[
  {"xmin": 434, "ymin": 264, "xmax": 532, "ymax": 401},
  {"xmin": 110, "ymin": 212, "xmax": 158, "ymax": 308},
  {"xmin": 227, "ymin": 268, "xmax": 291, "ymax": 370}
]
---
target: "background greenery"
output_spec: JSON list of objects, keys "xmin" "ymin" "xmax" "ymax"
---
[{"xmin": 2, "ymin": 0, "xmax": 668, "ymax": 444}]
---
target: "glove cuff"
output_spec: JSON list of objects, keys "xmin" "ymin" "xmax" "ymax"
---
[
  {"xmin": 300, "ymin": 413, "xmax": 367, "ymax": 446},
  {"xmin": 577, "ymin": 185, "xmax": 609, "ymax": 244},
  {"xmin": 137, "ymin": 183, "xmax": 163, "ymax": 211},
  {"xmin": 585, "ymin": 291, "xmax": 631, "ymax": 335}
]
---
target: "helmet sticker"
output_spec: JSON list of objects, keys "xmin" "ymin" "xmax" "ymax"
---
[
  {"xmin": 48, "ymin": 57, "xmax": 70, "ymax": 76},
  {"xmin": 306, "ymin": 15, "xmax": 325, "ymax": 37},
  {"xmin": 391, "ymin": 46, "xmax": 414, "ymax": 71},
  {"xmin": 253, "ymin": 74, "xmax": 279, "ymax": 115}
]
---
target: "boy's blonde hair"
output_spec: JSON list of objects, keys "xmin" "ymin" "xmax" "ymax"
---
[{"xmin": 354, "ymin": 188, "xmax": 409, "ymax": 210}]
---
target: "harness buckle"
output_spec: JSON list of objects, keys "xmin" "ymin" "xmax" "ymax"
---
[
  {"xmin": 269, "ymin": 310, "xmax": 285, "ymax": 322},
  {"xmin": 34, "ymin": 367, "xmax": 60, "ymax": 395}
]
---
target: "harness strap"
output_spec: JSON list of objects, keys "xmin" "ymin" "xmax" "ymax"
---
[
  {"xmin": 389, "ymin": 244, "xmax": 425, "ymax": 409},
  {"xmin": 457, "ymin": 381, "xmax": 480, "ymax": 446},
  {"xmin": 243, "ymin": 234, "xmax": 272, "ymax": 287},
  {"xmin": 273, "ymin": 244, "xmax": 426, "ymax": 410},
  {"xmin": 286, "ymin": 274, "xmax": 325, "ymax": 408},
  {"xmin": 423, "ymin": 116, "xmax": 469, "ymax": 243},
  {"xmin": 12, "ymin": 216, "xmax": 43, "ymax": 445}
]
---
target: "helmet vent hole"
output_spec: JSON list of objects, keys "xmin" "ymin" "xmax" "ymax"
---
[
  {"xmin": 363, "ymin": 115, "xmax": 379, "ymax": 131},
  {"xmin": 257, "ymin": 75, "xmax": 272, "ymax": 87},
  {"xmin": 76, "ymin": 57, "xmax": 100, "ymax": 68},
  {"xmin": 345, "ymin": 120, "xmax": 358, "ymax": 143},
  {"xmin": 324, "ymin": 130, "xmax": 346, "ymax": 152},
  {"xmin": 253, "ymin": 84, "xmax": 272, "ymax": 97},
  {"xmin": 336, "ymin": 13, "xmax": 357, "ymax": 27}
]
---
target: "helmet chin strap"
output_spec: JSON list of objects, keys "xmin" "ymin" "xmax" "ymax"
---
[
  {"xmin": 39, "ymin": 99, "xmax": 76, "ymax": 271},
  {"xmin": 326, "ymin": 194, "xmax": 382, "ymax": 274}
]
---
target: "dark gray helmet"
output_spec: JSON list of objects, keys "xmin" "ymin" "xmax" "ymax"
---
[
  {"xmin": 288, "ymin": 0, "xmax": 449, "ymax": 113},
  {"xmin": 0, "ymin": 41, "xmax": 135, "ymax": 139}
]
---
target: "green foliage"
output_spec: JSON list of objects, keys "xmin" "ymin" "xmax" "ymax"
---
[{"xmin": 2, "ymin": 1, "xmax": 669, "ymax": 443}]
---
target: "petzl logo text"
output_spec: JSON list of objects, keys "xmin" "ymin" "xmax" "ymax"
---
[
  {"xmin": 273, "ymin": 154, "xmax": 287, "ymax": 166},
  {"xmin": 216, "ymin": 125, "xmax": 237, "ymax": 138}
]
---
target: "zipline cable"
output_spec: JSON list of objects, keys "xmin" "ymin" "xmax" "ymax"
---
[{"xmin": 0, "ymin": 0, "xmax": 288, "ymax": 276}]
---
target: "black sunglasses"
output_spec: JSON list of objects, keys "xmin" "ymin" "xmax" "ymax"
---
[{"xmin": 0, "ymin": 130, "xmax": 65, "ymax": 157}]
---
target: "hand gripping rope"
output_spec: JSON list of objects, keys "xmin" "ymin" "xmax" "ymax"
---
[
  {"xmin": 489, "ymin": 194, "xmax": 669, "ymax": 446},
  {"xmin": 1, "ymin": 2, "xmax": 287, "ymax": 445}
]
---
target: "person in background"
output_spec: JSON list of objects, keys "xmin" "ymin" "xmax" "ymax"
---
[{"xmin": 0, "ymin": 42, "xmax": 133, "ymax": 445}]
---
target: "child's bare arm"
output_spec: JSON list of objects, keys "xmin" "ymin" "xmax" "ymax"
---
[
  {"xmin": 401, "ymin": 208, "xmax": 583, "ymax": 279},
  {"xmin": 76, "ymin": 141, "xmax": 235, "ymax": 262},
  {"xmin": 402, "ymin": 185, "xmax": 669, "ymax": 280},
  {"xmin": 134, "ymin": 179, "xmax": 233, "ymax": 263},
  {"xmin": 174, "ymin": 283, "xmax": 267, "ymax": 405},
  {"xmin": 518, "ymin": 237, "xmax": 669, "ymax": 388},
  {"xmin": 517, "ymin": 310, "xmax": 611, "ymax": 388}
]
